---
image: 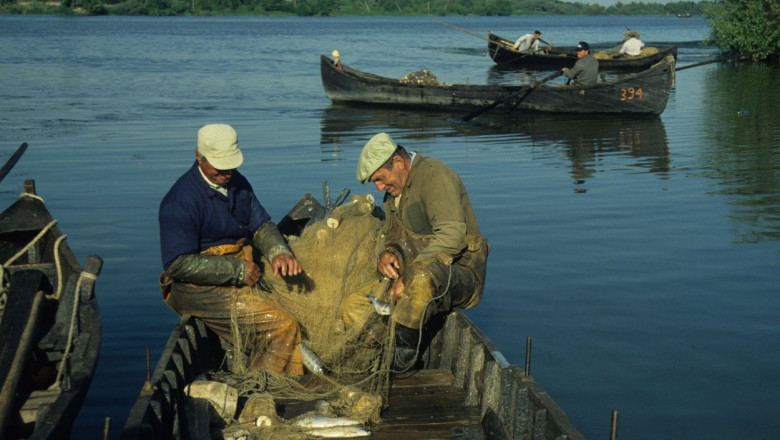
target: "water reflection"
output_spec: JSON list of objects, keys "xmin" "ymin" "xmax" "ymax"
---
[
  {"xmin": 319, "ymin": 105, "xmax": 671, "ymax": 185},
  {"xmin": 520, "ymin": 114, "xmax": 671, "ymax": 183},
  {"xmin": 701, "ymin": 63, "xmax": 780, "ymax": 244}
]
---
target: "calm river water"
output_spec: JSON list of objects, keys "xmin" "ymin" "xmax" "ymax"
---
[{"xmin": 1, "ymin": 14, "xmax": 778, "ymax": 440}]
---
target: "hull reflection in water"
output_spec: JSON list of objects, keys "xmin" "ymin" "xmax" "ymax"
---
[{"xmin": 319, "ymin": 105, "xmax": 670, "ymax": 180}]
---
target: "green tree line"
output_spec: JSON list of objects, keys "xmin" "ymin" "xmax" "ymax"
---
[
  {"xmin": 0, "ymin": 0, "xmax": 709, "ymax": 17},
  {"xmin": 1, "ymin": 0, "xmax": 777, "ymax": 61}
]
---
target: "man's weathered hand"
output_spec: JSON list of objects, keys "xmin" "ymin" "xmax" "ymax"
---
[
  {"xmin": 245, "ymin": 260, "xmax": 262, "ymax": 286},
  {"xmin": 389, "ymin": 276, "xmax": 405, "ymax": 302},
  {"xmin": 271, "ymin": 253, "xmax": 302, "ymax": 277},
  {"xmin": 378, "ymin": 250, "xmax": 401, "ymax": 280}
]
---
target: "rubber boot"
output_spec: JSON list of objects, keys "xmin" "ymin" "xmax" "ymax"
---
[{"xmin": 393, "ymin": 325, "xmax": 420, "ymax": 372}]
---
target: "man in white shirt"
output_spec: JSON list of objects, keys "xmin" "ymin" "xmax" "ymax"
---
[
  {"xmin": 618, "ymin": 32, "xmax": 645, "ymax": 56},
  {"xmin": 513, "ymin": 30, "xmax": 542, "ymax": 52}
]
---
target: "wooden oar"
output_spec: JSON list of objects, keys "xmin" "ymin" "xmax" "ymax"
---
[
  {"xmin": 433, "ymin": 19, "xmax": 553, "ymax": 53},
  {"xmin": 455, "ymin": 70, "xmax": 564, "ymax": 123},
  {"xmin": 433, "ymin": 19, "xmax": 516, "ymax": 51},
  {"xmin": 0, "ymin": 142, "xmax": 28, "ymax": 184},
  {"xmin": 674, "ymin": 51, "xmax": 759, "ymax": 71}
]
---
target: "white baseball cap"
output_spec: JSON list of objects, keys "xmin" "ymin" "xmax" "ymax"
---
[{"xmin": 197, "ymin": 124, "xmax": 244, "ymax": 170}]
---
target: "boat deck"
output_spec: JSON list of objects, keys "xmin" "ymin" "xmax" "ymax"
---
[
  {"xmin": 278, "ymin": 369, "xmax": 482, "ymax": 439},
  {"xmin": 378, "ymin": 369, "xmax": 483, "ymax": 439}
]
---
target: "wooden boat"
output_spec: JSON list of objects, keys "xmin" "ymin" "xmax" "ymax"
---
[
  {"xmin": 0, "ymin": 179, "xmax": 102, "ymax": 439},
  {"xmin": 488, "ymin": 31, "xmax": 678, "ymax": 71},
  {"xmin": 321, "ymin": 54, "xmax": 676, "ymax": 115},
  {"xmin": 122, "ymin": 311, "xmax": 584, "ymax": 439},
  {"xmin": 122, "ymin": 194, "xmax": 585, "ymax": 440}
]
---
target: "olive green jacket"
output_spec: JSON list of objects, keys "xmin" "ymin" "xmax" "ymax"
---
[{"xmin": 382, "ymin": 154, "xmax": 481, "ymax": 264}]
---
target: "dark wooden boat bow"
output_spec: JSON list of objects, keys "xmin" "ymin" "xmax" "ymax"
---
[{"xmin": 0, "ymin": 179, "xmax": 102, "ymax": 440}]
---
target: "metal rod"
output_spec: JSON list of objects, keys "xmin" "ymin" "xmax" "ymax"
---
[
  {"xmin": 524, "ymin": 336, "xmax": 532, "ymax": 376},
  {"xmin": 610, "ymin": 409, "xmax": 619, "ymax": 440},
  {"xmin": 62, "ymin": 354, "xmax": 71, "ymax": 392},
  {"xmin": 145, "ymin": 346, "xmax": 151, "ymax": 384},
  {"xmin": 103, "ymin": 417, "xmax": 111, "ymax": 440}
]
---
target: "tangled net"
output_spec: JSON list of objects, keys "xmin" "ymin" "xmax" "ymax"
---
[
  {"xmin": 399, "ymin": 69, "xmax": 444, "ymax": 85},
  {"xmin": 593, "ymin": 46, "xmax": 659, "ymax": 60},
  {"xmin": 207, "ymin": 190, "xmax": 398, "ymax": 439}
]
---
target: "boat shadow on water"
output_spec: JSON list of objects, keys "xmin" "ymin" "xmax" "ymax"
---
[{"xmin": 319, "ymin": 105, "xmax": 671, "ymax": 179}]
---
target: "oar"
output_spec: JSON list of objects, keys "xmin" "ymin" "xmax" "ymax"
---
[
  {"xmin": 433, "ymin": 19, "xmax": 517, "ymax": 51},
  {"xmin": 674, "ymin": 51, "xmax": 759, "ymax": 71},
  {"xmin": 455, "ymin": 70, "xmax": 564, "ymax": 123},
  {"xmin": 0, "ymin": 142, "xmax": 28, "ymax": 184}
]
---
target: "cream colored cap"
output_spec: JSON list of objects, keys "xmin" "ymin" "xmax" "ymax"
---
[
  {"xmin": 197, "ymin": 124, "xmax": 243, "ymax": 170},
  {"xmin": 356, "ymin": 132, "xmax": 397, "ymax": 183}
]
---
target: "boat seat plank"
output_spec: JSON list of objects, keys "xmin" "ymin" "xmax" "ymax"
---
[
  {"xmin": 371, "ymin": 368, "xmax": 483, "ymax": 439},
  {"xmin": 390, "ymin": 369, "xmax": 454, "ymax": 388},
  {"xmin": 19, "ymin": 388, "xmax": 60, "ymax": 424}
]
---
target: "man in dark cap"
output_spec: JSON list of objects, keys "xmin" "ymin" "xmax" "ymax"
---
[
  {"xmin": 356, "ymin": 132, "xmax": 490, "ymax": 372},
  {"xmin": 562, "ymin": 41, "xmax": 599, "ymax": 86}
]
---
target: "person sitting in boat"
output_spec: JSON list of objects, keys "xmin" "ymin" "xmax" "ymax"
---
[
  {"xmin": 158, "ymin": 123, "xmax": 313, "ymax": 376},
  {"xmin": 616, "ymin": 31, "xmax": 644, "ymax": 57},
  {"xmin": 332, "ymin": 49, "xmax": 342, "ymax": 69},
  {"xmin": 561, "ymin": 41, "xmax": 599, "ymax": 86},
  {"xmin": 356, "ymin": 133, "xmax": 489, "ymax": 372},
  {"xmin": 512, "ymin": 30, "xmax": 542, "ymax": 52}
]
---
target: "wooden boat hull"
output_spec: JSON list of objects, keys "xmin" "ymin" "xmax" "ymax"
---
[
  {"xmin": 321, "ymin": 54, "xmax": 675, "ymax": 115},
  {"xmin": 122, "ymin": 310, "xmax": 584, "ymax": 439},
  {"xmin": 488, "ymin": 31, "xmax": 678, "ymax": 71},
  {"xmin": 0, "ymin": 180, "xmax": 102, "ymax": 440}
]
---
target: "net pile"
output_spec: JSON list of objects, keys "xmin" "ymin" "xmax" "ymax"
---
[
  {"xmin": 399, "ymin": 69, "xmax": 444, "ymax": 85},
  {"xmin": 216, "ymin": 193, "xmax": 396, "ymax": 439}
]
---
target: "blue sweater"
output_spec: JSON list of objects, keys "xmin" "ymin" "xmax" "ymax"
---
[{"xmin": 158, "ymin": 162, "xmax": 271, "ymax": 270}]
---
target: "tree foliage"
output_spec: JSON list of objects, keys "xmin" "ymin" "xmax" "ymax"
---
[
  {"xmin": 1, "ymin": 0, "xmax": 713, "ymax": 17},
  {"xmin": 706, "ymin": 0, "xmax": 780, "ymax": 61}
]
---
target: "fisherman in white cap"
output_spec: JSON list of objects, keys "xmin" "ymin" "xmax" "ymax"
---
[
  {"xmin": 158, "ymin": 123, "xmax": 316, "ymax": 376},
  {"xmin": 356, "ymin": 132, "xmax": 490, "ymax": 372}
]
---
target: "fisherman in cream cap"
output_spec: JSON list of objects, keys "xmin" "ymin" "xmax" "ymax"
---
[
  {"xmin": 355, "ymin": 132, "xmax": 490, "ymax": 373},
  {"xmin": 356, "ymin": 132, "xmax": 398, "ymax": 184},
  {"xmin": 197, "ymin": 123, "xmax": 244, "ymax": 171},
  {"xmin": 158, "ymin": 124, "xmax": 325, "ymax": 376}
]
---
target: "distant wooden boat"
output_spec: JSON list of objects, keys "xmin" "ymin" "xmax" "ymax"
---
[
  {"xmin": 0, "ymin": 179, "xmax": 102, "ymax": 439},
  {"xmin": 321, "ymin": 54, "xmax": 676, "ymax": 116},
  {"xmin": 488, "ymin": 31, "xmax": 678, "ymax": 71},
  {"xmin": 122, "ymin": 194, "xmax": 586, "ymax": 440}
]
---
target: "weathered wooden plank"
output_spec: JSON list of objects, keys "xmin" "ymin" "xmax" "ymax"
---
[
  {"xmin": 19, "ymin": 388, "xmax": 60, "ymax": 424},
  {"xmin": 390, "ymin": 369, "xmax": 453, "ymax": 389}
]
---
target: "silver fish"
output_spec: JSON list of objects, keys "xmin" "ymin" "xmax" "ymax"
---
[
  {"xmin": 299, "ymin": 342, "xmax": 325, "ymax": 374},
  {"xmin": 368, "ymin": 293, "xmax": 392, "ymax": 316},
  {"xmin": 293, "ymin": 414, "xmax": 362, "ymax": 429},
  {"xmin": 305, "ymin": 426, "xmax": 372, "ymax": 438}
]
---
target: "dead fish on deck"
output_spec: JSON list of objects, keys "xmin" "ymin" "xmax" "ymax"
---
[
  {"xmin": 368, "ymin": 293, "xmax": 392, "ymax": 316},
  {"xmin": 299, "ymin": 342, "xmax": 325, "ymax": 374},
  {"xmin": 293, "ymin": 414, "xmax": 363, "ymax": 429},
  {"xmin": 305, "ymin": 426, "xmax": 372, "ymax": 438}
]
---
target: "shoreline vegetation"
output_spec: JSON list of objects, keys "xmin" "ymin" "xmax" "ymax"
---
[
  {"xmin": 1, "ymin": 0, "xmax": 776, "ymax": 61},
  {"xmin": 1, "ymin": 0, "xmax": 709, "ymax": 17}
]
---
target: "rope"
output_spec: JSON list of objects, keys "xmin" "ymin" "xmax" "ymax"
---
[
  {"xmin": 51, "ymin": 268, "xmax": 98, "ymax": 389},
  {"xmin": 5, "ymin": 192, "xmax": 99, "ymax": 390},
  {"xmin": 2, "ymin": 219, "xmax": 58, "ymax": 268}
]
